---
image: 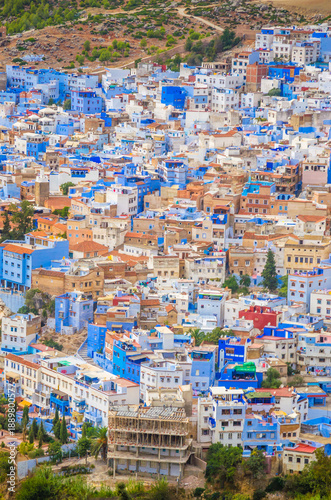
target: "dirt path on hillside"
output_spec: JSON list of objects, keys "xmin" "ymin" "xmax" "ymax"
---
[{"xmin": 178, "ymin": 7, "xmax": 225, "ymax": 33}]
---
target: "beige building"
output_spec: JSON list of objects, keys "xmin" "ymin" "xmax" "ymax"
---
[
  {"xmin": 283, "ymin": 443, "xmax": 317, "ymax": 473},
  {"xmin": 284, "ymin": 235, "xmax": 331, "ymax": 274},
  {"xmin": 228, "ymin": 247, "xmax": 255, "ymax": 276},
  {"xmin": 153, "ymin": 255, "xmax": 180, "ymax": 282}
]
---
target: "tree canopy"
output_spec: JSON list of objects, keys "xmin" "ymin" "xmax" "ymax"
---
[
  {"xmin": 261, "ymin": 368, "xmax": 281, "ymax": 389},
  {"xmin": 190, "ymin": 327, "xmax": 234, "ymax": 346},
  {"xmin": 206, "ymin": 443, "xmax": 243, "ymax": 488},
  {"xmin": 262, "ymin": 250, "xmax": 278, "ymax": 292}
]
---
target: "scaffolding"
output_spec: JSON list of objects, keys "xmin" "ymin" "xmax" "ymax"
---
[{"xmin": 108, "ymin": 406, "xmax": 192, "ymax": 478}]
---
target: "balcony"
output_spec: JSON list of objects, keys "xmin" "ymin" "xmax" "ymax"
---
[
  {"xmin": 84, "ymin": 410, "xmax": 103, "ymax": 426},
  {"xmin": 73, "ymin": 398, "xmax": 86, "ymax": 414},
  {"xmin": 50, "ymin": 391, "xmax": 71, "ymax": 415}
]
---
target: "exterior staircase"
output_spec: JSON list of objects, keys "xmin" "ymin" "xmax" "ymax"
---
[{"xmin": 76, "ymin": 339, "xmax": 99, "ymax": 368}]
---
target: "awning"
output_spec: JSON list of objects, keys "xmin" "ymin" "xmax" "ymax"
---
[
  {"xmin": 18, "ymin": 400, "xmax": 32, "ymax": 408},
  {"xmin": 5, "ymin": 371, "xmax": 20, "ymax": 381}
]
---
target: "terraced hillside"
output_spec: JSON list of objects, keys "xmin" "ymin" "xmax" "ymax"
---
[{"xmin": 0, "ymin": 0, "xmax": 328, "ymax": 72}]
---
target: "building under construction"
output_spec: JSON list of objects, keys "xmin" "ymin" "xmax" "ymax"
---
[{"xmin": 108, "ymin": 405, "xmax": 192, "ymax": 478}]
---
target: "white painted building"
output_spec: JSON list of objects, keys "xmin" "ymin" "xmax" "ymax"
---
[
  {"xmin": 197, "ymin": 388, "xmax": 245, "ymax": 448},
  {"xmin": 310, "ymin": 289, "xmax": 331, "ymax": 319},
  {"xmin": 106, "ymin": 184, "xmax": 138, "ymax": 216},
  {"xmin": 212, "ymin": 88, "xmax": 239, "ymax": 112},
  {"xmin": 1, "ymin": 313, "xmax": 40, "ymax": 354},
  {"xmin": 292, "ymin": 42, "xmax": 320, "ymax": 65}
]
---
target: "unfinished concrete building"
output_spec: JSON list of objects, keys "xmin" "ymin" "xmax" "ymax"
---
[{"xmin": 108, "ymin": 406, "xmax": 192, "ymax": 478}]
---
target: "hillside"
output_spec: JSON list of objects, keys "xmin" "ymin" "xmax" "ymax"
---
[{"xmin": 0, "ymin": 0, "xmax": 329, "ymax": 73}]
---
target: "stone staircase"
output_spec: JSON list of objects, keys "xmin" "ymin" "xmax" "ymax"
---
[{"xmin": 76, "ymin": 340, "xmax": 99, "ymax": 368}]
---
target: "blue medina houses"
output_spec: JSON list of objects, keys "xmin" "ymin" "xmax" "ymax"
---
[
  {"xmin": 0, "ymin": 233, "xmax": 69, "ymax": 291},
  {"xmin": 55, "ymin": 292, "xmax": 94, "ymax": 333},
  {"xmin": 161, "ymin": 85, "xmax": 187, "ymax": 109},
  {"xmin": 189, "ymin": 345, "xmax": 217, "ymax": 395}
]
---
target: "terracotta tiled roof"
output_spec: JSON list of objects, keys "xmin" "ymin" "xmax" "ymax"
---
[
  {"xmin": 70, "ymin": 240, "xmax": 109, "ymax": 253},
  {"xmin": 297, "ymin": 215, "xmax": 326, "ymax": 222},
  {"xmin": 7, "ymin": 353, "xmax": 39, "ymax": 369},
  {"xmin": 3, "ymin": 244, "xmax": 34, "ymax": 255}
]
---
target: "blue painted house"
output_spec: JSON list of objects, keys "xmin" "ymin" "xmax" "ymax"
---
[
  {"xmin": 189, "ymin": 346, "xmax": 216, "ymax": 395},
  {"xmin": 161, "ymin": 86, "xmax": 187, "ymax": 110},
  {"xmin": 0, "ymin": 233, "xmax": 69, "ymax": 291},
  {"xmin": 55, "ymin": 292, "xmax": 94, "ymax": 333},
  {"xmin": 71, "ymin": 90, "xmax": 102, "ymax": 114},
  {"xmin": 87, "ymin": 323, "xmax": 108, "ymax": 358}
]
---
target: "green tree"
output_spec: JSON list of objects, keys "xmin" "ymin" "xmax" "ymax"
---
[
  {"xmin": 10, "ymin": 200, "xmax": 34, "ymax": 240},
  {"xmin": 53, "ymin": 420, "xmax": 61, "ymax": 440},
  {"xmin": 37, "ymin": 420, "xmax": 46, "ymax": 448},
  {"xmin": 31, "ymin": 418, "xmax": 38, "ymax": 439},
  {"xmin": 185, "ymin": 37, "xmax": 193, "ymax": 51},
  {"xmin": 22, "ymin": 405, "xmax": 29, "ymax": 441},
  {"xmin": 48, "ymin": 442, "xmax": 63, "ymax": 464},
  {"xmin": 0, "ymin": 451, "xmax": 11, "ymax": 483},
  {"xmin": 149, "ymin": 479, "xmax": 170, "ymax": 500},
  {"xmin": 22, "ymin": 405, "xmax": 29, "ymax": 426},
  {"xmin": 116, "ymin": 482, "xmax": 131, "ymax": 500},
  {"xmin": 140, "ymin": 38, "xmax": 147, "ymax": 49},
  {"xmin": 16, "ymin": 467, "xmax": 60, "ymax": 500},
  {"xmin": 83, "ymin": 40, "xmax": 90, "ymax": 52},
  {"xmin": 268, "ymin": 88, "xmax": 281, "ymax": 96},
  {"xmin": 290, "ymin": 374, "xmax": 304, "ymax": 387},
  {"xmin": 48, "ymin": 97, "xmax": 55, "ymax": 105},
  {"xmin": 53, "ymin": 206, "xmax": 70, "ymax": 218},
  {"xmin": 1, "ymin": 211, "xmax": 11, "ymax": 242},
  {"xmin": 261, "ymin": 368, "xmax": 281, "ymax": 389},
  {"xmin": 99, "ymin": 49, "xmax": 111, "ymax": 63},
  {"xmin": 245, "ymin": 449, "xmax": 266, "ymax": 479},
  {"xmin": 60, "ymin": 182, "xmax": 75, "ymax": 196},
  {"xmin": 206, "ymin": 443, "xmax": 243, "ymax": 488},
  {"xmin": 28, "ymin": 426, "xmax": 34, "ymax": 444},
  {"xmin": 59, "ymin": 417, "xmax": 68, "ymax": 444},
  {"xmin": 52, "ymin": 408, "xmax": 59, "ymax": 429},
  {"xmin": 262, "ymin": 250, "xmax": 278, "ymax": 292},
  {"xmin": 240, "ymin": 274, "xmax": 251, "ymax": 288},
  {"xmin": 91, "ymin": 426, "xmax": 108, "ymax": 461},
  {"xmin": 204, "ymin": 327, "xmax": 234, "ymax": 344},
  {"xmin": 77, "ymin": 436, "xmax": 91, "ymax": 465},
  {"xmin": 81, "ymin": 422, "xmax": 87, "ymax": 438},
  {"xmin": 189, "ymin": 328, "xmax": 204, "ymax": 347},
  {"xmin": 223, "ymin": 275, "xmax": 239, "ymax": 293},
  {"xmin": 76, "ymin": 54, "xmax": 85, "ymax": 65},
  {"xmin": 278, "ymin": 274, "xmax": 288, "ymax": 297},
  {"xmin": 18, "ymin": 441, "xmax": 34, "ymax": 458},
  {"xmin": 38, "ymin": 427, "xmax": 43, "ymax": 449},
  {"xmin": 63, "ymin": 99, "xmax": 71, "ymax": 110}
]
